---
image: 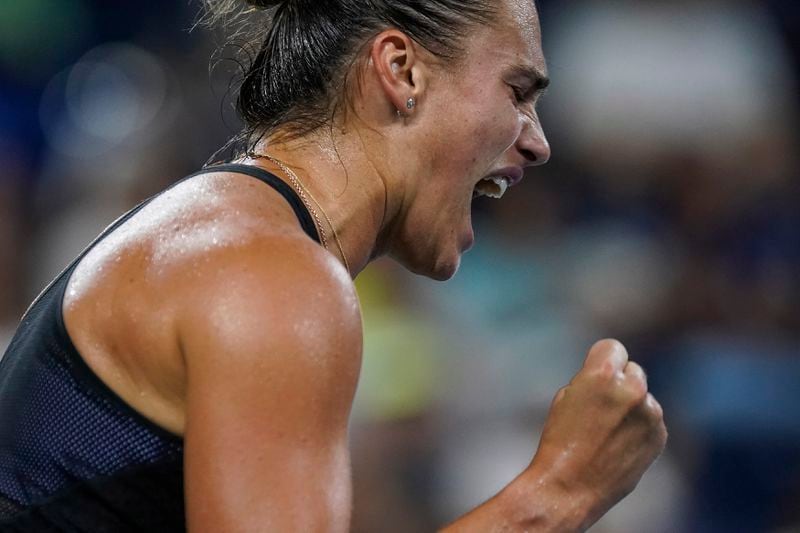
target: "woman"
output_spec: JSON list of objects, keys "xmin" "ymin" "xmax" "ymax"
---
[{"xmin": 0, "ymin": 0, "xmax": 667, "ymax": 531}]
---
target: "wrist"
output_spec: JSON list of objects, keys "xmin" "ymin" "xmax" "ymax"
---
[{"xmin": 497, "ymin": 464, "xmax": 596, "ymax": 532}]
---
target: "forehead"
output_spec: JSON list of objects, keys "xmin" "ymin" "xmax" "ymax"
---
[
  {"xmin": 503, "ymin": 0, "xmax": 541, "ymax": 49},
  {"xmin": 474, "ymin": 0, "xmax": 545, "ymax": 74}
]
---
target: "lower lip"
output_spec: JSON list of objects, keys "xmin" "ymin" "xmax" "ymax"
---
[{"xmin": 493, "ymin": 168, "xmax": 523, "ymax": 187}]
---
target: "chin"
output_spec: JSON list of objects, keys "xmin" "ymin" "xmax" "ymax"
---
[
  {"xmin": 389, "ymin": 221, "xmax": 472, "ymax": 281},
  {"xmin": 393, "ymin": 246, "xmax": 462, "ymax": 281},
  {"xmin": 428, "ymin": 253, "xmax": 462, "ymax": 281}
]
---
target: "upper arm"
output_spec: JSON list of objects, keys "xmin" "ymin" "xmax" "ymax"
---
[{"xmin": 177, "ymin": 240, "xmax": 362, "ymax": 532}]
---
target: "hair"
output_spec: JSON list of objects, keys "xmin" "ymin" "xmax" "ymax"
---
[{"xmin": 201, "ymin": 0, "xmax": 499, "ymax": 155}]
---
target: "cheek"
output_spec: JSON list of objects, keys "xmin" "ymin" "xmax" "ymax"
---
[
  {"xmin": 424, "ymin": 93, "xmax": 520, "ymax": 184},
  {"xmin": 486, "ymin": 102, "xmax": 523, "ymax": 151},
  {"xmin": 459, "ymin": 102, "xmax": 518, "ymax": 151}
]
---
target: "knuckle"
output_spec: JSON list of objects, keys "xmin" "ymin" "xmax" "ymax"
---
[
  {"xmin": 632, "ymin": 382, "xmax": 649, "ymax": 404},
  {"xmin": 625, "ymin": 381, "xmax": 648, "ymax": 406},
  {"xmin": 589, "ymin": 338, "xmax": 629, "ymax": 375},
  {"xmin": 647, "ymin": 399, "xmax": 669, "ymax": 443},
  {"xmin": 592, "ymin": 338, "xmax": 625, "ymax": 355},
  {"xmin": 624, "ymin": 362, "xmax": 649, "ymax": 400},
  {"xmin": 656, "ymin": 423, "xmax": 669, "ymax": 451},
  {"xmin": 590, "ymin": 338, "xmax": 628, "ymax": 366},
  {"xmin": 645, "ymin": 393, "xmax": 664, "ymax": 419},
  {"xmin": 625, "ymin": 389, "xmax": 648, "ymax": 412},
  {"xmin": 552, "ymin": 386, "xmax": 568, "ymax": 405},
  {"xmin": 625, "ymin": 360, "xmax": 647, "ymax": 382},
  {"xmin": 592, "ymin": 361, "xmax": 617, "ymax": 383},
  {"xmin": 577, "ymin": 366, "xmax": 606, "ymax": 389}
]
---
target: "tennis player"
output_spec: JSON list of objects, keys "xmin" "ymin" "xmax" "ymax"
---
[{"xmin": 0, "ymin": 0, "xmax": 667, "ymax": 531}]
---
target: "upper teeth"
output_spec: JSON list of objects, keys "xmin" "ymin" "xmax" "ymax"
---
[{"xmin": 474, "ymin": 176, "xmax": 510, "ymax": 199}]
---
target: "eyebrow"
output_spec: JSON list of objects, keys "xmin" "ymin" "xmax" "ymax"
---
[{"xmin": 508, "ymin": 65, "xmax": 550, "ymax": 92}]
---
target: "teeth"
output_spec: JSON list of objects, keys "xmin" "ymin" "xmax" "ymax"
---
[
  {"xmin": 488, "ymin": 176, "xmax": 509, "ymax": 198},
  {"xmin": 474, "ymin": 176, "xmax": 509, "ymax": 199}
]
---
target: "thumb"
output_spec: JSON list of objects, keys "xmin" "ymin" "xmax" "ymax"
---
[{"xmin": 582, "ymin": 339, "xmax": 629, "ymax": 374}]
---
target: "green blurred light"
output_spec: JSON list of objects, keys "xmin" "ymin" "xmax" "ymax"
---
[{"xmin": 0, "ymin": 0, "xmax": 90, "ymax": 78}]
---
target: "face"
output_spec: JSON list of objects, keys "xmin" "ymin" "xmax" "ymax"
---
[{"xmin": 389, "ymin": 0, "xmax": 551, "ymax": 280}]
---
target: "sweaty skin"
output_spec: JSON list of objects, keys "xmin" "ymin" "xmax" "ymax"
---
[{"xmin": 62, "ymin": 0, "xmax": 667, "ymax": 530}]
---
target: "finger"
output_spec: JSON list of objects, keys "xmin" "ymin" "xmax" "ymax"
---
[
  {"xmin": 623, "ymin": 361, "xmax": 648, "ymax": 400},
  {"xmin": 582, "ymin": 338, "xmax": 629, "ymax": 373},
  {"xmin": 644, "ymin": 392, "xmax": 663, "ymax": 420},
  {"xmin": 645, "ymin": 394, "xmax": 669, "ymax": 451},
  {"xmin": 551, "ymin": 386, "xmax": 567, "ymax": 408},
  {"xmin": 624, "ymin": 361, "xmax": 648, "ymax": 388}
]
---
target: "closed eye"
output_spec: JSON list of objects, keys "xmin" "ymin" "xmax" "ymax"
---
[
  {"xmin": 505, "ymin": 65, "xmax": 550, "ymax": 106},
  {"xmin": 509, "ymin": 84, "xmax": 529, "ymax": 103},
  {"xmin": 509, "ymin": 84, "xmax": 540, "ymax": 106}
]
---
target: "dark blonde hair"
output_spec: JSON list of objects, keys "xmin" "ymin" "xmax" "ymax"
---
[{"xmin": 202, "ymin": 0, "xmax": 499, "ymax": 153}]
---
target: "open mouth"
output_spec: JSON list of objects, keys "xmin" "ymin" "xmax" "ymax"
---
[{"xmin": 472, "ymin": 176, "xmax": 510, "ymax": 200}]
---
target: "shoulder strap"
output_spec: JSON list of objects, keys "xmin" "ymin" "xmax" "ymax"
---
[
  {"xmin": 197, "ymin": 163, "xmax": 320, "ymax": 244},
  {"xmin": 21, "ymin": 163, "xmax": 321, "ymax": 319}
]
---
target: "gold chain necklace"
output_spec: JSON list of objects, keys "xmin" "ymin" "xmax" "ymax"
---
[{"xmin": 264, "ymin": 154, "xmax": 351, "ymax": 275}]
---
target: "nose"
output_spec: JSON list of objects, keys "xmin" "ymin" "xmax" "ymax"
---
[{"xmin": 517, "ymin": 114, "xmax": 551, "ymax": 167}]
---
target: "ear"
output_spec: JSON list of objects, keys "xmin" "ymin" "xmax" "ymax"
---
[{"xmin": 370, "ymin": 30, "xmax": 427, "ymax": 116}]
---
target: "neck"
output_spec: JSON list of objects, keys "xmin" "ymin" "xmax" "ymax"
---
[{"xmin": 246, "ymin": 129, "xmax": 399, "ymax": 278}]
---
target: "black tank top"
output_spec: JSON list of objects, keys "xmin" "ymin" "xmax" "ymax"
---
[{"xmin": 0, "ymin": 164, "xmax": 320, "ymax": 532}]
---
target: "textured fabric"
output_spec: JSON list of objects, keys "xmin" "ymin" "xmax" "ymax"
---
[{"xmin": 0, "ymin": 164, "xmax": 320, "ymax": 531}]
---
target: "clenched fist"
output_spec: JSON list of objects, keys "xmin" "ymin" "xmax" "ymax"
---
[
  {"xmin": 439, "ymin": 339, "xmax": 667, "ymax": 532},
  {"xmin": 525, "ymin": 339, "xmax": 668, "ymax": 529}
]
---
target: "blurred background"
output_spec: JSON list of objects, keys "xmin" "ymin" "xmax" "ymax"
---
[{"xmin": 0, "ymin": 0, "xmax": 798, "ymax": 531}]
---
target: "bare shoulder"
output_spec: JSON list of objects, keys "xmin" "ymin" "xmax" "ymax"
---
[
  {"xmin": 163, "ymin": 181, "xmax": 362, "ymax": 531},
  {"xmin": 64, "ymin": 169, "xmax": 360, "ymax": 436},
  {"xmin": 147, "ymin": 170, "xmax": 364, "ymax": 373},
  {"xmin": 175, "ymin": 229, "xmax": 363, "ymax": 431},
  {"xmin": 175, "ymin": 231, "xmax": 362, "ymax": 361}
]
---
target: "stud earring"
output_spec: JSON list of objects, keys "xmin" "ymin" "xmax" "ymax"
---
[{"xmin": 397, "ymin": 97, "xmax": 417, "ymax": 118}]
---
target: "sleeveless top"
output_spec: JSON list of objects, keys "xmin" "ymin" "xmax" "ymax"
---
[{"xmin": 0, "ymin": 164, "xmax": 320, "ymax": 532}]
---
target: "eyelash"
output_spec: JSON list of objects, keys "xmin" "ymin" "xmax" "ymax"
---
[{"xmin": 510, "ymin": 85, "xmax": 532, "ymax": 104}]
